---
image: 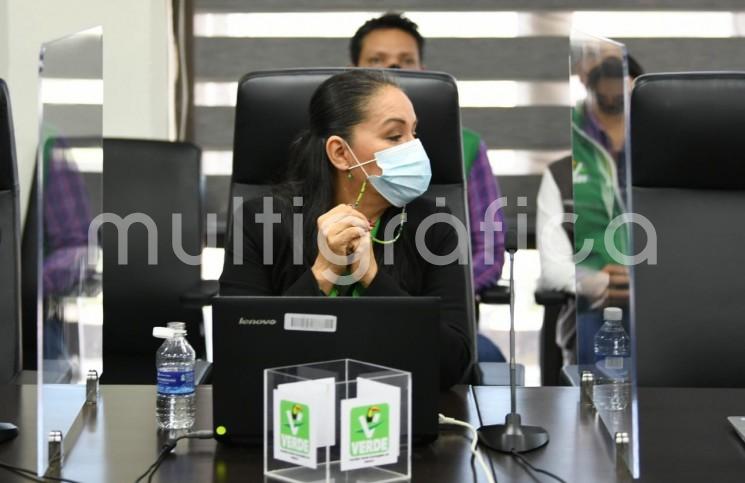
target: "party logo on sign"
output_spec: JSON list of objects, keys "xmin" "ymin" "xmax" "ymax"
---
[
  {"xmin": 279, "ymin": 401, "xmax": 310, "ymax": 455},
  {"xmin": 350, "ymin": 404, "xmax": 389, "ymax": 457}
]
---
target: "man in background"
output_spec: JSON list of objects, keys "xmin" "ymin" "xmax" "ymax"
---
[
  {"xmin": 350, "ymin": 13, "xmax": 506, "ymax": 362},
  {"xmin": 536, "ymin": 56, "xmax": 643, "ymax": 365}
]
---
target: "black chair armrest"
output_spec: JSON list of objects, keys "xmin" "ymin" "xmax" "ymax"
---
[
  {"xmin": 478, "ymin": 283, "xmax": 510, "ymax": 305},
  {"xmin": 180, "ymin": 280, "xmax": 219, "ymax": 309},
  {"xmin": 534, "ymin": 289, "xmax": 571, "ymax": 306}
]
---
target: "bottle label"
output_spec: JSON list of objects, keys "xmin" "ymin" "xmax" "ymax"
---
[
  {"xmin": 157, "ymin": 369, "xmax": 195, "ymax": 395},
  {"xmin": 604, "ymin": 357, "xmax": 624, "ymax": 370}
]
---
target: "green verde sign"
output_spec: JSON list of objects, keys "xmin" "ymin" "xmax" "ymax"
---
[
  {"xmin": 279, "ymin": 400, "xmax": 310, "ymax": 455},
  {"xmin": 350, "ymin": 403, "xmax": 390, "ymax": 457}
]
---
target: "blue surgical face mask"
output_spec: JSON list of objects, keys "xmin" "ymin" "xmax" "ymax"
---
[{"xmin": 345, "ymin": 138, "xmax": 432, "ymax": 207}]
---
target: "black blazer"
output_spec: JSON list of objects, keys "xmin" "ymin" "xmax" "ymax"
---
[{"xmin": 219, "ymin": 196, "xmax": 471, "ymax": 388}]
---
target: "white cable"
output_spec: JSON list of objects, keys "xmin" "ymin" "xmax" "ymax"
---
[{"xmin": 439, "ymin": 413, "xmax": 497, "ymax": 483}]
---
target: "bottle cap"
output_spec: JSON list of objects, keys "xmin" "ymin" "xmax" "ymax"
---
[
  {"xmin": 604, "ymin": 307, "xmax": 623, "ymax": 321},
  {"xmin": 153, "ymin": 327, "xmax": 174, "ymax": 339},
  {"xmin": 166, "ymin": 321, "xmax": 187, "ymax": 335}
]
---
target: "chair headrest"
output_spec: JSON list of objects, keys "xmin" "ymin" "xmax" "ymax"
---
[
  {"xmin": 231, "ymin": 68, "xmax": 464, "ymax": 186},
  {"xmin": 0, "ymin": 79, "xmax": 18, "ymax": 192},
  {"xmin": 104, "ymin": 138, "xmax": 200, "ymax": 170},
  {"xmin": 631, "ymin": 72, "xmax": 745, "ymax": 190}
]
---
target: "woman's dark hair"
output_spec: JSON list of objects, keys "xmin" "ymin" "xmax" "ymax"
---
[{"xmin": 274, "ymin": 69, "xmax": 399, "ymax": 264}]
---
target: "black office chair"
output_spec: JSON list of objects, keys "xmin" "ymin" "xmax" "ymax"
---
[
  {"xmin": 228, "ymin": 68, "xmax": 479, "ymax": 383},
  {"xmin": 101, "ymin": 139, "xmax": 213, "ymax": 383},
  {"xmin": 0, "ymin": 79, "xmax": 22, "ymax": 384},
  {"xmin": 478, "ymin": 168, "xmax": 569, "ymax": 385},
  {"xmin": 20, "ymin": 165, "xmax": 38, "ymax": 371},
  {"xmin": 535, "ymin": 156, "xmax": 575, "ymax": 386},
  {"xmin": 19, "ymin": 136, "xmax": 105, "ymax": 373},
  {"xmin": 477, "ymin": 173, "xmax": 541, "ymax": 306},
  {"xmin": 632, "ymin": 72, "xmax": 745, "ymax": 387}
]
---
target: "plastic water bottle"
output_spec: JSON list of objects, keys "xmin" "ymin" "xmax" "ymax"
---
[
  {"xmin": 154, "ymin": 322, "xmax": 196, "ymax": 429},
  {"xmin": 593, "ymin": 307, "xmax": 630, "ymax": 411}
]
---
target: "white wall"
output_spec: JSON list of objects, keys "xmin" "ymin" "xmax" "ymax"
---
[
  {"xmin": 0, "ymin": 2, "xmax": 8, "ymax": 85},
  {"xmin": 0, "ymin": 0, "xmax": 173, "ymax": 220}
]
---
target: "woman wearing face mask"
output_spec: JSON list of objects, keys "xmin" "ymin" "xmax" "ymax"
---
[{"xmin": 219, "ymin": 70, "xmax": 470, "ymax": 389}]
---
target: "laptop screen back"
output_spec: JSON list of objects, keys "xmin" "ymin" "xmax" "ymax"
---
[{"xmin": 212, "ymin": 296, "xmax": 440, "ymax": 444}]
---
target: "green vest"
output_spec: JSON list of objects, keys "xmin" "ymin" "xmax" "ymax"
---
[
  {"xmin": 571, "ymin": 107, "xmax": 628, "ymax": 271},
  {"xmin": 461, "ymin": 127, "xmax": 481, "ymax": 176}
]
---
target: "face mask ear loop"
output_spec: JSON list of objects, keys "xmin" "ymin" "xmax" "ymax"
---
[
  {"xmin": 343, "ymin": 140, "xmax": 373, "ymax": 178},
  {"xmin": 343, "ymin": 140, "xmax": 373, "ymax": 210}
]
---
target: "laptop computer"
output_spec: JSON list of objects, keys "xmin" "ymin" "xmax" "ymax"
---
[{"xmin": 212, "ymin": 296, "xmax": 440, "ymax": 445}]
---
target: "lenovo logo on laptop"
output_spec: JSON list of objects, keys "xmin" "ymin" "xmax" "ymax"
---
[{"xmin": 239, "ymin": 317, "xmax": 277, "ymax": 326}]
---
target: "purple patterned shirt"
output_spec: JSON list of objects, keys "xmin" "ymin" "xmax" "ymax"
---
[
  {"xmin": 43, "ymin": 148, "xmax": 92, "ymax": 295},
  {"xmin": 468, "ymin": 140, "xmax": 505, "ymax": 292}
]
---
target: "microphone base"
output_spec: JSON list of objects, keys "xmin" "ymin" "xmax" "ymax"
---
[{"xmin": 478, "ymin": 413, "xmax": 549, "ymax": 453}]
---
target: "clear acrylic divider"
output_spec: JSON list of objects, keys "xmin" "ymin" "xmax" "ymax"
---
[
  {"xmin": 570, "ymin": 30, "xmax": 639, "ymax": 478},
  {"xmin": 36, "ymin": 26, "xmax": 103, "ymax": 476},
  {"xmin": 265, "ymin": 359, "xmax": 411, "ymax": 483}
]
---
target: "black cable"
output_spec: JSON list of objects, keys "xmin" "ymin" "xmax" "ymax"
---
[
  {"xmin": 0, "ymin": 461, "xmax": 83, "ymax": 483},
  {"xmin": 145, "ymin": 450, "xmax": 170, "ymax": 483},
  {"xmin": 473, "ymin": 387, "xmax": 569, "ymax": 483},
  {"xmin": 510, "ymin": 450, "xmax": 568, "ymax": 483},
  {"xmin": 134, "ymin": 430, "xmax": 213, "ymax": 483},
  {"xmin": 34, "ymin": 476, "xmax": 82, "ymax": 483},
  {"xmin": 0, "ymin": 463, "xmax": 44, "ymax": 482},
  {"xmin": 133, "ymin": 446, "xmax": 170, "ymax": 483},
  {"xmin": 34, "ymin": 474, "xmax": 84, "ymax": 483}
]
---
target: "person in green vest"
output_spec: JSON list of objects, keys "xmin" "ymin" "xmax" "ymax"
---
[
  {"xmin": 350, "ymin": 12, "xmax": 506, "ymax": 362},
  {"xmin": 537, "ymin": 56, "xmax": 643, "ymax": 365}
]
